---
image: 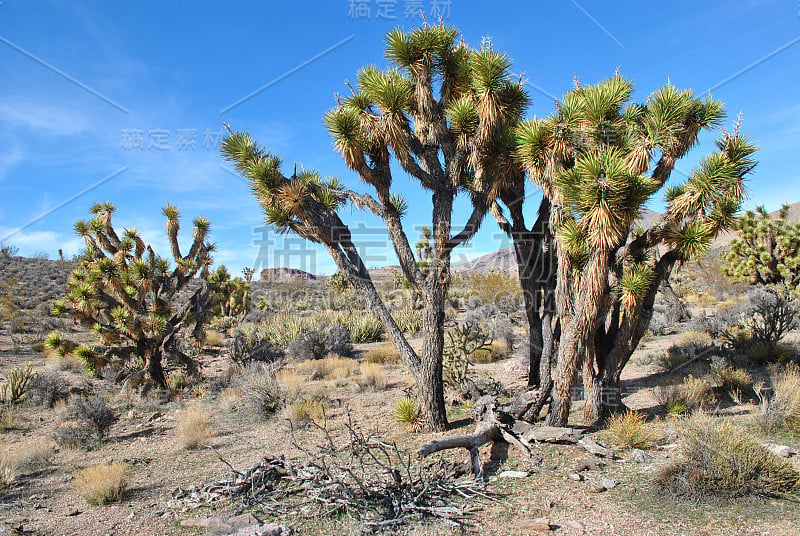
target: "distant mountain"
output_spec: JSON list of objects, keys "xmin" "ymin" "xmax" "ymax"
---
[{"xmin": 260, "ymin": 267, "xmax": 316, "ymax": 281}]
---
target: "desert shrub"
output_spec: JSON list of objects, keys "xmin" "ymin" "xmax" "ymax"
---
[
  {"xmin": 68, "ymin": 396, "xmax": 117, "ymax": 441},
  {"xmin": 710, "ymin": 365, "xmax": 753, "ymax": 394},
  {"xmin": 395, "ymin": 397, "xmax": 423, "ymax": 432},
  {"xmin": 255, "ymin": 314, "xmax": 305, "ymax": 348},
  {"xmin": 606, "ymin": 411, "xmax": 657, "ymax": 449},
  {"xmin": 391, "ymin": 307, "xmax": 422, "ymax": 335},
  {"xmin": 225, "ymin": 330, "xmax": 285, "ymax": 366},
  {"xmin": 287, "ymin": 323, "xmax": 352, "ymax": 361},
  {"xmin": 5, "ymin": 439, "xmax": 55, "ymax": 473},
  {"xmin": 683, "ymin": 375, "xmax": 716, "ymax": 409},
  {"xmin": 745, "ymin": 340, "xmax": 797, "ymax": 364},
  {"xmin": 358, "ymin": 363, "xmax": 389, "ymax": 390},
  {"xmin": 0, "ymin": 363, "xmax": 35, "ymax": 404},
  {"xmin": 761, "ymin": 364, "xmax": 800, "ymax": 432},
  {"xmin": 276, "ymin": 369, "xmax": 306, "ymax": 402},
  {"xmin": 54, "ymin": 424, "xmax": 89, "ymax": 448},
  {"xmin": 363, "ymin": 343, "xmax": 401, "ymax": 364},
  {"xmin": 653, "ymin": 384, "xmax": 689, "ymax": 416},
  {"xmin": 297, "ymin": 355, "xmax": 359, "ymax": 381},
  {"xmin": 471, "ymin": 341, "xmax": 507, "ymax": 364},
  {"xmin": 236, "ymin": 364, "xmax": 284, "ymax": 418},
  {"xmin": 654, "ymin": 332, "xmax": 715, "ymax": 373},
  {"xmin": 346, "ymin": 315, "xmax": 384, "ymax": 344},
  {"xmin": 73, "ymin": 462, "xmax": 130, "ymax": 505},
  {"xmin": 28, "ymin": 367, "xmax": 69, "ymax": 407},
  {"xmin": 654, "ymin": 412, "xmax": 799, "ymax": 500},
  {"xmin": 177, "ymin": 403, "xmax": 215, "ymax": 449},
  {"xmin": 166, "ymin": 370, "xmax": 189, "ymax": 392},
  {"xmin": 459, "ymin": 272, "xmax": 521, "ymax": 309},
  {"xmin": 288, "ymin": 399, "xmax": 324, "ymax": 425},
  {"xmin": 745, "ymin": 287, "xmax": 799, "ymax": 346}
]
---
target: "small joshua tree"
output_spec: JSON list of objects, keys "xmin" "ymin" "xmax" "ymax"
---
[
  {"xmin": 208, "ymin": 265, "xmax": 251, "ymax": 321},
  {"xmin": 51, "ymin": 203, "xmax": 217, "ymax": 389},
  {"xmin": 723, "ymin": 204, "xmax": 800, "ymax": 297}
]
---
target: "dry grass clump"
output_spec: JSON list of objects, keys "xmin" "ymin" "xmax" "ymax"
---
[
  {"xmin": 0, "ymin": 452, "xmax": 18, "ymax": 490},
  {"xmin": 236, "ymin": 365, "xmax": 284, "ymax": 418},
  {"xmin": 357, "ymin": 362, "xmax": 389, "ymax": 391},
  {"xmin": 177, "ymin": 403, "xmax": 215, "ymax": 449},
  {"xmin": 761, "ymin": 364, "xmax": 800, "ymax": 432},
  {"xmin": 73, "ymin": 462, "xmax": 131, "ymax": 505},
  {"xmin": 276, "ymin": 369, "xmax": 307, "ymax": 402},
  {"xmin": 288, "ymin": 399, "xmax": 325, "ymax": 425},
  {"xmin": 297, "ymin": 355, "xmax": 359, "ymax": 380},
  {"xmin": 654, "ymin": 412, "xmax": 800, "ymax": 500},
  {"xmin": 7, "ymin": 439, "xmax": 55, "ymax": 473},
  {"xmin": 363, "ymin": 343, "xmax": 401, "ymax": 364},
  {"xmin": 167, "ymin": 370, "xmax": 189, "ymax": 392},
  {"xmin": 711, "ymin": 366, "xmax": 753, "ymax": 394},
  {"xmin": 606, "ymin": 411, "xmax": 657, "ymax": 449},
  {"xmin": 682, "ymin": 375, "xmax": 716, "ymax": 409},
  {"xmin": 471, "ymin": 341, "xmax": 507, "ymax": 364}
]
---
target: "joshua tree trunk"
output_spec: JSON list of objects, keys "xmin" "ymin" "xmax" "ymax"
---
[
  {"xmin": 419, "ymin": 281, "xmax": 448, "ymax": 430},
  {"xmin": 143, "ymin": 345, "xmax": 167, "ymax": 389},
  {"xmin": 547, "ymin": 251, "xmax": 610, "ymax": 426}
]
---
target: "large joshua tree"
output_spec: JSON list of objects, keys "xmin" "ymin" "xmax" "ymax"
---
[
  {"xmin": 52, "ymin": 203, "xmax": 217, "ymax": 389},
  {"xmin": 221, "ymin": 24, "xmax": 527, "ymax": 431},
  {"xmin": 510, "ymin": 75, "xmax": 757, "ymax": 426}
]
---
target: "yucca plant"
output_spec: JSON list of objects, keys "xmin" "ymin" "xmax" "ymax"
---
[
  {"xmin": 508, "ymin": 74, "xmax": 757, "ymax": 426},
  {"xmin": 207, "ymin": 265, "xmax": 251, "ymax": 322},
  {"xmin": 723, "ymin": 204, "xmax": 800, "ymax": 297},
  {"xmin": 221, "ymin": 24, "xmax": 528, "ymax": 431},
  {"xmin": 50, "ymin": 203, "xmax": 219, "ymax": 389}
]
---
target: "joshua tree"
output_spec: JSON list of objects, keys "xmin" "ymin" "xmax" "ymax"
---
[
  {"xmin": 208, "ymin": 266, "xmax": 251, "ymax": 320},
  {"xmin": 51, "ymin": 203, "xmax": 217, "ymax": 389},
  {"xmin": 723, "ymin": 204, "xmax": 800, "ymax": 297},
  {"xmin": 508, "ymin": 76, "xmax": 757, "ymax": 425},
  {"xmin": 221, "ymin": 24, "xmax": 527, "ymax": 430},
  {"xmin": 242, "ymin": 266, "xmax": 256, "ymax": 283}
]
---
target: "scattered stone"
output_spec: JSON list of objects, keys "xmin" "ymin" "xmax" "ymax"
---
[
  {"xmin": 498, "ymin": 470, "xmax": 529, "ymax": 479},
  {"xmin": 67, "ymin": 509, "xmax": 81, "ymax": 516},
  {"xmin": 127, "ymin": 512, "xmax": 136, "ymax": 521},
  {"xmin": 206, "ymin": 513, "xmax": 291, "ymax": 536},
  {"xmin": 587, "ymin": 483, "xmax": 607, "ymax": 493},
  {"xmin": 565, "ymin": 520, "xmax": 586, "ymax": 531},
  {"xmin": 578, "ymin": 437, "xmax": 613, "ymax": 458},
  {"xmin": 567, "ymin": 470, "xmax": 583, "ymax": 482},
  {"xmin": 574, "ymin": 455, "xmax": 605, "ymax": 472},
  {"xmin": 181, "ymin": 517, "xmax": 226, "ymax": 528},
  {"xmin": 521, "ymin": 517, "xmax": 552, "ymax": 532},
  {"xmin": 601, "ymin": 478, "xmax": 619, "ymax": 490},
  {"xmin": 765, "ymin": 444, "xmax": 793, "ymax": 458},
  {"xmin": 631, "ymin": 449, "xmax": 652, "ymax": 464}
]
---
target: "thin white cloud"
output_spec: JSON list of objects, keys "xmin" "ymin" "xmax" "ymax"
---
[{"xmin": 0, "ymin": 99, "xmax": 93, "ymax": 137}]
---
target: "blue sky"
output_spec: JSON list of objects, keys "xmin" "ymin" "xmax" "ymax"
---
[{"xmin": 1, "ymin": 0, "xmax": 798, "ymax": 275}]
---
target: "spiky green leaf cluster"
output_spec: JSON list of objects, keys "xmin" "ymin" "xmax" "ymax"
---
[
  {"xmin": 221, "ymin": 132, "xmax": 344, "ymax": 241},
  {"xmin": 723, "ymin": 205, "xmax": 800, "ymax": 296}
]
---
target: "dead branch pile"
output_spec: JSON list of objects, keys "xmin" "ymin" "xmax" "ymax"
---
[{"xmin": 170, "ymin": 417, "xmax": 499, "ymax": 530}]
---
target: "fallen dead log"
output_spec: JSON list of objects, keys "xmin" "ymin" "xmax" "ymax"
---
[{"xmin": 418, "ymin": 395, "xmax": 614, "ymax": 479}]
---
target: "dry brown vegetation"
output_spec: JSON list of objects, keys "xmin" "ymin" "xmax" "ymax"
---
[{"xmin": 0, "ymin": 255, "xmax": 799, "ymax": 535}]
